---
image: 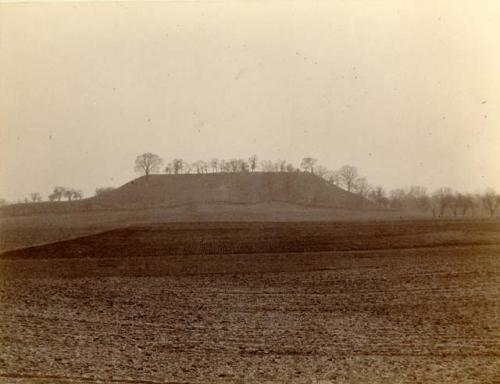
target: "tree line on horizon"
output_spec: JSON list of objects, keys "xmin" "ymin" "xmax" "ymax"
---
[
  {"xmin": 1, "ymin": 152, "xmax": 499, "ymax": 218},
  {"xmin": 132, "ymin": 152, "xmax": 500, "ymax": 217},
  {"xmin": 0, "ymin": 187, "xmax": 85, "ymax": 206}
]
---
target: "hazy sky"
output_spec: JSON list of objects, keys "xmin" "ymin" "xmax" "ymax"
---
[{"xmin": 1, "ymin": 1, "xmax": 499, "ymax": 201}]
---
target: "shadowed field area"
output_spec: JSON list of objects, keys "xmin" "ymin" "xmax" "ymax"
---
[
  {"xmin": 0, "ymin": 220, "xmax": 499, "ymax": 383},
  {"xmin": 0, "ymin": 202, "xmax": 406, "ymax": 253}
]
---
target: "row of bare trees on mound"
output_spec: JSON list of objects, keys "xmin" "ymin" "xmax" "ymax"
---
[
  {"xmin": 132, "ymin": 153, "xmax": 500, "ymax": 217},
  {"xmin": 48, "ymin": 187, "xmax": 84, "ymax": 202},
  {"xmin": 134, "ymin": 153, "xmax": 357, "ymax": 182}
]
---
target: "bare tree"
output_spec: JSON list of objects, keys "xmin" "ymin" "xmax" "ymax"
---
[
  {"xmin": 315, "ymin": 165, "xmax": 329, "ymax": 179},
  {"xmin": 192, "ymin": 160, "xmax": 204, "ymax": 174},
  {"xmin": 416, "ymin": 194, "xmax": 431, "ymax": 212},
  {"xmin": 273, "ymin": 159, "xmax": 285, "ymax": 172},
  {"xmin": 0, "ymin": 198, "xmax": 6, "ymax": 207},
  {"xmin": 260, "ymin": 160, "xmax": 276, "ymax": 172},
  {"xmin": 183, "ymin": 162, "xmax": 193, "ymax": 174},
  {"xmin": 227, "ymin": 159, "xmax": 240, "ymax": 172},
  {"xmin": 300, "ymin": 157, "xmax": 317, "ymax": 173},
  {"xmin": 472, "ymin": 193, "xmax": 483, "ymax": 216},
  {"xmin": 219, "ymin": 159, "xmax": 230, "ymax": 173},
  {"xmin": 171, "ymin": 158, "xmax": 184, "ymax": 174},
  {"xmin": 389, "ymin": 185, "xmax": 431, "ymax": 212},
  {"xmin": 352, "ymin": 177, "xmax": 371, "ymax": 198},
  {"xmin": 134, "ymin": 153, "xmax": 163, "ymax": 177},
  {"xmin": 285, "ymin": 163, "xmax": 296, "ymax": 173},
  {"xmin": 72, "ymin": 190, "xmax": 84, "ymax": 200},
  {"xmin": 63, "ymin": 188, "xmax": 76, "ymax": 201},
  {"xmin": 389, "ymin": 188, "xmax": 406, "ymax": 210},
  {"xmin": 338, "ymin": 165, "xmax": 359, "ymax": 192},
  {"xmin": 482, "ymin": 188, "xmax": 499, "ymax": 216},
  {"xmin": 200, "ymin": 160, "xmax": 209, "ymax": 173},
  {"xmin": 448, "ymin": 192, "xmax": 460, "ymax": 217},
  {"xmin": 326, "ymin": 170, "xmax": 341, "ymax": 186},
  {"xmin": 368, "ymin": 186, "xmax": 389, "ymax": 208},
  {"xmin": 30, "ymin": 192, "xmax": 42, "ymax": 202},
  {"xmin": 248, "ymin": 155, "xmax": 258, "ymax": 172},
  {"xmin": 49, "ymin": 186, "xmax": 66, "ymax": 202},
  {"xmin": 456, "ymin": 193, "xmax": 475, "ymax": 216},
  {"xmin": 432, "ymin": 187, "xmax": 454, "ymax": 217},
  {"xmin": 191, "ymin": 160, "xmax": 209, "ymax": 174},
  {"xmin": 210, "ymin": 158, "xmax": 219, "ymax": 173},
  {"xmin": 221, "ymin": 158, "xmax": 248, "ymax": 173},
  {"xmin": 406, "ymin": 186, "xmax": 430, "ymax": 212},
  {"xmin": 238, "ymin": 159, "xmax": 249, "ymax": 172},
  {"xmin": 429, "ymin": 196, "xmax": 440, "ymax": 218}
]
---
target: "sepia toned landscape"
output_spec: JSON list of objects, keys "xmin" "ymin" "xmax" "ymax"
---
[
  {"xmin": 1, "ymin": 1, "xmax": 500, "ymax": 383},
  {"xmin": 1, "ymin": 176, "xmax": 499, "ymax": 383}
]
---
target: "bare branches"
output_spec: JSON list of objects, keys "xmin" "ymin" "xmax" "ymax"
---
[
  {"xmin": 248, "ymin": 155, "xmax": 258, "ymax": 172},
  {"xmin": 134, "ymin": 153, "xmax": 164, "ymax": 177},
  {"xmin": 338, "ymin": 165, "xmax": 359, "ymax": 192},
  {"xmin": 482, "ymin": 188, "xmax": 500, "ymax": 216},
  {"xmin": 300, "ymin": 158, "xmax": 317, "ymax": 173},
  {"xmin": 30, "ymin": 192, "xmax": 42, "ymax": 203},
  {"xmin": 48, "ymin": 187, "xmax": 83, "ymax": 202}
]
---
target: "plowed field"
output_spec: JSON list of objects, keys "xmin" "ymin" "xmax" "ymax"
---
[{"xmin": 1, "ymin": 220, "xmax": 499, "ymax": 383}]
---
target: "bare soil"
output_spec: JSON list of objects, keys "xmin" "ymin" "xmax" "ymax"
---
[
  {"xmin": 0, "ymin": 203, "xmax": 408, "ymax": 253},
  {"xmin": 0, "ymin": 220, "xmax": 499, "ymax": 383}
]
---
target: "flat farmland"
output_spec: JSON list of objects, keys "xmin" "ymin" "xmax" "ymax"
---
[{"xmin": 0, "ymin": 220, "xmax": 499, "ymax": 383}]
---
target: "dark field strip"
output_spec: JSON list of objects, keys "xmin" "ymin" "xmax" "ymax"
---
[
  {"xmin": 2, "ymin": 219, "xmax": 499, "ymax": 260},
  {"xmin": 1, "ymin": 244, "xmax": 500, "ymax": 280}
]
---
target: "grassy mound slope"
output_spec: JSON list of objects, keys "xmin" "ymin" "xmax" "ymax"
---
[{"xmin": 1, "ymin": 172, "xmax": 372, "ymax": 217}]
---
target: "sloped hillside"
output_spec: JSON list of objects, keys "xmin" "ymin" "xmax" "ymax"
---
[
  {"xmin": 0, "ymin": 172, "xmax": 372, "ymax": 217},
  {"xmin": 93, "ymin": 172, "xmax": 368, "ymax": 209}
]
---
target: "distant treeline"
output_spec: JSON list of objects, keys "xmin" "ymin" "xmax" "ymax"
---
[
  {"xmin": 1, "ymin": 152, "xmax": 499, "ymax": 218},
  {"xmin": 0, "ymin": 187, "xmax": 84, "ymax": 205}
]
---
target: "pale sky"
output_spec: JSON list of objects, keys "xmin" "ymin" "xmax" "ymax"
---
[{"xmin": 1, "ymin": 1, "xmax": 499, "ymax": 201}]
